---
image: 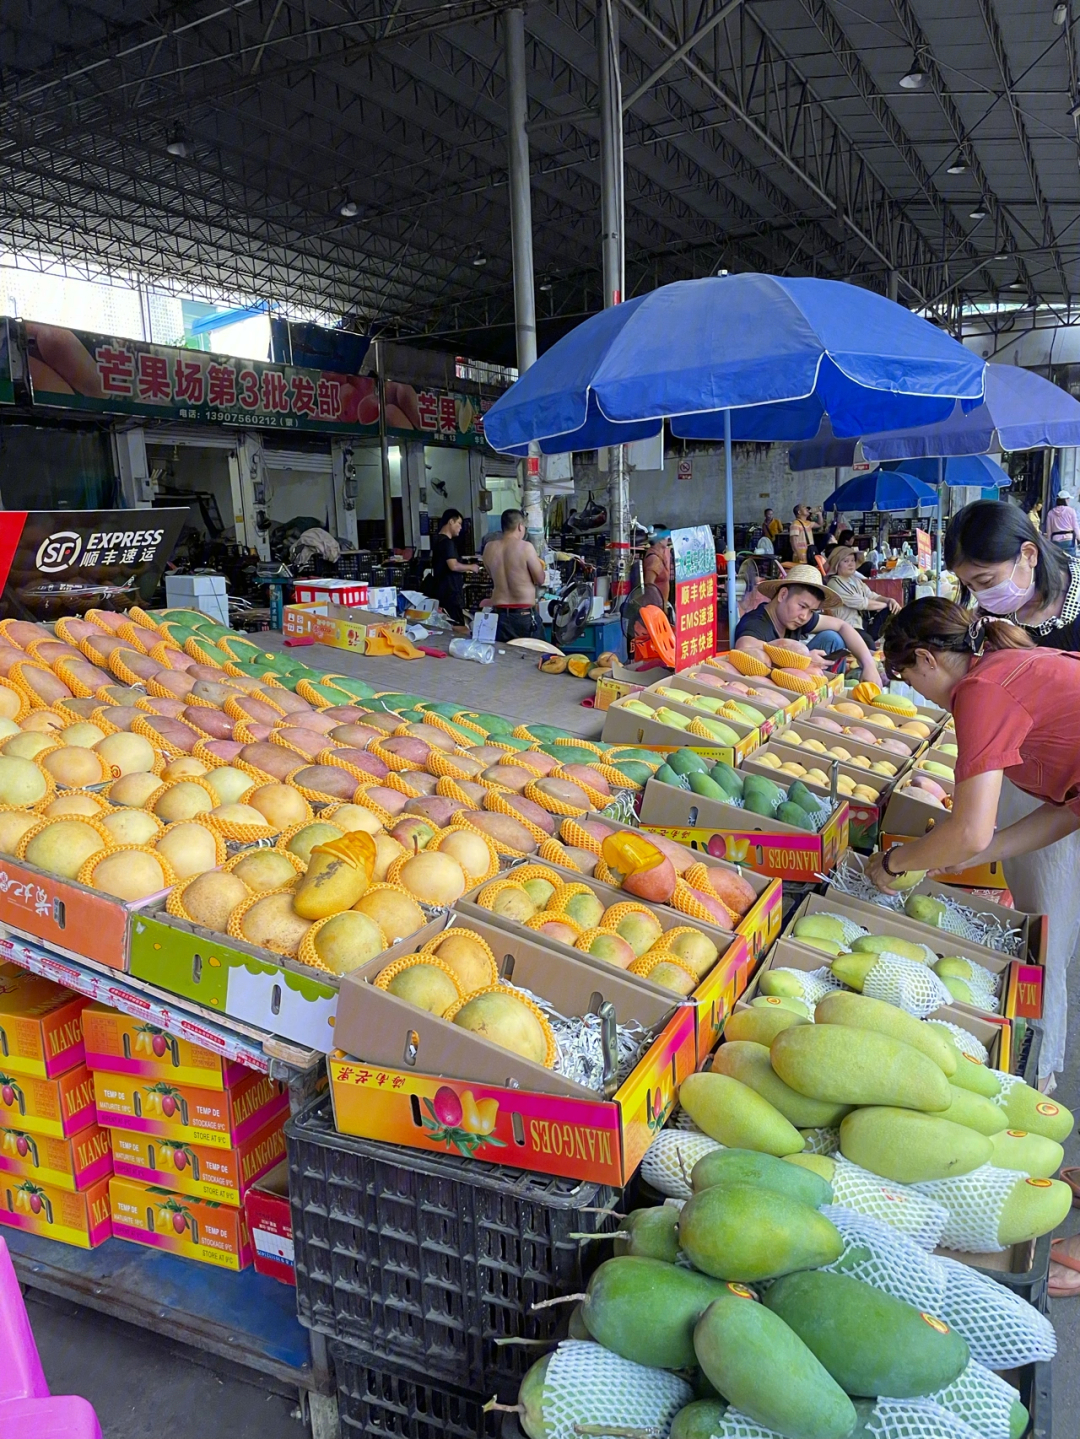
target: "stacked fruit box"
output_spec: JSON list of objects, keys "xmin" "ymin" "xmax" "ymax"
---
[
  {"xmin": 0, "ymin": 963, "xmax": 111, "ymax": 1247},
  {"xmin": 83, "ymin": 1005, "xmax": 288, "ymax": 1271}
]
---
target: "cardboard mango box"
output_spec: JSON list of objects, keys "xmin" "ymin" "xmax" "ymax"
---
[
  {"xmin": 313, "ymin": 605, "xmax": 406, "ymax": 653},
  {"xmin": 0, "ymin": 1061, "xmax": 96, "ymax": 1139},
  {"xmin": 808, "ymin": 696, "xmax": 946, "ymax": 747},
  {"xmin": 601, "ymin": 689, "xmax": 761, "ymax": 766},
  {"xmin": 762, "ymin": 719, "xmax": 920, "ymax": 773},
  {"xmin": 244, "ymin": 1159, "xmax": 295, "ymax": 1286},
  {"xmin": 82, "ymin": 1003, "xmax": 251, "ymax": 1089},
  {"xmin": 660, "ymin": 671, "xmax": 798, "ymax": 741},
  {"xmin": 880, "ymin": 771, "xmax": 1008, "ymax": 891},
  {"xmin": 739, "ymin": 740, "xmax": 892, "ymax": 854},
  {"xmin": 128, "ymin": 905, "xmax": 340, "ymax": 1051},
  {"xmin": 0, "ymin": 851, "xmax": 166, "ymax": 972},
  {"xmin": 109, "ymin": 1174, "xmax": 252, "ymax": 1270},
  {"xmin": 734, "ymin": 935, "xmax": 1014, "ymax": 1072},
  {"xmin": 0, "ymin": 1170, "xmax": 111, "ymax": 1249},
  {"xmin": 330, "ymin": 915, "xmax": 698, "ymax": 1186},
  {"xmin": 701, "ymin": 652, "xmax": 844, "ymax": 701},
  {"xmin": 782, "ymin": 892, "xmax": 1033, "ymax": 1024},
  {"xmin": 109, "ymin": 1110, "xmax": 286, "ymax": 1207},
  {"xmin": 0, "ymin": 963, "xmax": 88, "ymax": 1079},
  {"xmin": 0, "ymin": 1120, "xmax": 112, "ymax": 1192},
  {"xmin": 457, "ymin": 865, "xmax": 754, "ymax": 1065},
  {"xmin": 594, "ymin": 663, "xmax": 670, "ymax": 712},
  {"xmin": 92, "ymin": 1066, "xmax": 287, "ymax": 1151},
  {"xmin": 639, "ymin": 776, "xmax": 850, "ymax": 883}
]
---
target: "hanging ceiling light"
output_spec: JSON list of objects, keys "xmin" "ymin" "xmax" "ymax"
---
[
  {"xmin": 899, "ymin": 54, "xmax": 928, "ymax": 90},
  {"xmin": 339, "ymin": 200, "xmax": 359, "ymax": 218},
  {"xmin": 946, "ymin": 154, "xmax": 968, "ymax": 174},
  {"xmin": 472, "ymin": 253, "xmax": 488, "ymax": 267},
  {"xmin": 539, "ymin": 278, "xmax": 554, "ymax": 291},
  {"xmin": 969, "ymin": 199, "xmax": 988, "ymax": 220},
  {"xmin": 165, "ymin": 126, "xmax": 191, "ymax": 158}
]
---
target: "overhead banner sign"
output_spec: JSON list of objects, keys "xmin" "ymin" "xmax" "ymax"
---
[
  {"xmin": 0, "ymin": 508, "xmax": 190, "ymax": 618},
  {"xmin": 23, "ymin": 321, "xmax": 488, "ymax": 445},
  {"xmin": 671, "ymin": 524, "xmax": 717, "ymax": 670},
  {"xmin": 0, "ymin": 321, "xmax": 13, "ymax": 405}
]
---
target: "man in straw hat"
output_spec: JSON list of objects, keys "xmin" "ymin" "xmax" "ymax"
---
[{"xmin": 734, "ymin": 563, "xmax": 883, "ymax": 688}]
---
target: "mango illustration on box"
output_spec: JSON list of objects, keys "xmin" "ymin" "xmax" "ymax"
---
[
  {"xmin": 422, "ymin": 1086, "xmax": 505, "ymax": 1157},
  {"xmin": 0, "ymin": 1073, "xmax": 25, "ymax": 1113},
  {"xmin": 13, "ymin": 1180, "xmax": 49, "ymax": 1217},
  {"xmin": 142, "ymin": 1083, "xmax": 184, "ymax": 1119}
]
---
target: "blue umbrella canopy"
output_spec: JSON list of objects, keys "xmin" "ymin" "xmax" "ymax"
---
[
  {"xmin": 484, "ymin": 275, "xmax": 985, "ymax": 455},
  {"xmin": 788, "ymin": 364, "xmax": 1080, "ymax": 470},
  {"xmin": 880, "ymin": 455, "xmax": 1009, "ymax": 489},
  {"xmin": 823, "ymin": 470, "xmax": 939, "ymax": 512}
]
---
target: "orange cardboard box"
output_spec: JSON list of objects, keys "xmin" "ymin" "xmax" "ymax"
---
[
  {"xmin": 109, "ymin": 1174, "xmax": 252, "ymax": 1270},
  {"xmin": 92, "ymin": 1067, "xmax": 287, "ymax": 1150},
  {"xmin": 0, "ymin": 1120, "xmax": 112, "ymax": 1192},
  {"xmin": 0, "ymin": 1171, "xmax": 111, "ymax": 1248},
  {"xmin": 81, "ymin": 1004, "xmax": 250, "ymax": 1090},
  {"xmin": 109, "ymin": 1112, "xmax": 286, "ymax": 1206},
  {"xmin": 0, "ymin": 963, "xmax": 88, "ymax": 1079},
  {"xmin": 0, "ymin": 1061, "xmax": 96, "ymax": 1139}
]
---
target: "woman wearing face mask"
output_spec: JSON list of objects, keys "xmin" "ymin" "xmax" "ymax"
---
[{"xmin": 941, "ymin": 500, "xmax": 1080, "ymax": 1094}]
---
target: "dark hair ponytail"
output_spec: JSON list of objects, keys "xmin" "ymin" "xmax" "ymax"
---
[
  {"xmin": 882, "ymin": 597, "xmax": 1034, "ymax": 680},
  {"xmin": 943, "ymin": 500, "xmax": 1069, "ymax": 608}
]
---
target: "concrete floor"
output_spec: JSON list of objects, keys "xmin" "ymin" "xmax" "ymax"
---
[{"xmin": 18, "ymin": 633, "xmax": 1079, "ymax": 1434}]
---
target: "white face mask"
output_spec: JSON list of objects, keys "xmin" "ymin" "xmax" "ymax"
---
[{"xmin": 974, "ymin": 557, "xmax": 1035, "ymax": 615}]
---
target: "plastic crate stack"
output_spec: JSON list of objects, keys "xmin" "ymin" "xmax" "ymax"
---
[{"xmin": 285, "ymin": 1097, "xmax": 620, "ymax": 1438}]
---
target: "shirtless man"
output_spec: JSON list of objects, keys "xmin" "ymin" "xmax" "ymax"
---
[{"xmin": 482, "ymin": 509, "xmax": 546, "ymax": 641}]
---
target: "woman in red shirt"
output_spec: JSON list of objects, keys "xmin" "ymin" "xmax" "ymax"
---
[{"xmin": 867, "ymin": 598, "xmax": 1080, "ymax": 888}]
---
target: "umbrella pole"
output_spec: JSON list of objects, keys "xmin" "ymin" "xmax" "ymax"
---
[
  {"xmin": 936, "ymin": 457, "xmax": 943, "ymax": 591},
  {"xmin": 725, "ymin": 409, "xmax": 737, "ymax": 647}
]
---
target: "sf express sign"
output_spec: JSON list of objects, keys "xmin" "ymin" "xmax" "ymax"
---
[{"xmin": 35, "ymin": 526, "xmax": 167, "ymax": 574}]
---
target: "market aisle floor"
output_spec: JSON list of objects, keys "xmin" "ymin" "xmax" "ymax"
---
[{"xmin": 258, "ymin": 631, "xmax": 607, "ymax": 739}]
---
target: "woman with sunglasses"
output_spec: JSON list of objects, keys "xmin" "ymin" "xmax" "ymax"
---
[
  {"xmin": 867, "ymin": 598, "xmax": 1080, "ymax": 1109},
  {"xmin": 939, "ymin": 499, "xmax": 1080, "ymax": 1099}
]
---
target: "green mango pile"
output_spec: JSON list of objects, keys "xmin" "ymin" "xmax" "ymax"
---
[{"xmin": 653, "ymin": 749, "xmax": 828, "ymax": 833}]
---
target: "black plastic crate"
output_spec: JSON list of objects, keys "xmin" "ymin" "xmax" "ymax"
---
[
  {"xmin": 331, "ymin": 1343, "xmax": 499, "ymax": 1439},
  {"xmin": 287, "ymin": 1098, "xmax": 617, "ymax": 1398}
]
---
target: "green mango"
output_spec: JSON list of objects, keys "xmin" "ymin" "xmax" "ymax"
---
[
  {"xmin": 1000, "ymin": 1082, "xmax": 1074, "ymax": 1142},
  {"xmin": 567, "ymin": 1303, "xmax": 590, "ymax": 1340},
  {"xmin": 770, "ymin": 1025, "xmax": 953, "ymax": 1112},
  {"xmin": 709, "ymin": 762, "xmax": 744, "ymax": 798},
  {"xmin": 329, "ymin": 677, "xmax": 378, "ymax": 699},
  {"xmin": 938, "ymin": 1084, "xmax": 1009, "ymax": 1136},
  {"xmin": 713, "ymin": 1041, "xmax": 852, "ymax": 1130},
  {"xmin": 813, "ymin": 992, "xmax": 958, "ymax": 1075},
  {"xmin": 989, "ymin": 1127, "xmax": 1065, "ymax": 1179},
  {"xmin": 612, "ymin": 1206, "xmax": 681, "ymax": 1263},
  {"xmin": 742, "ymin": 773, "xmax": 784, "ymax": 802},
  {"xmin": 838, "ymin": 1106, "xmax": 993, "ymax": 1183},
  {"xmin": 519, "ymin": 723, "xmax": 570, "ymax": 742},
  {"xmin": 724, "ymin": 1005, "xmax": 810, "ymax": 1047},
  {"xmin": 541, "ymin": 742, "xmax": 596, "ymax": 765},
  {"xmin": 580, "ymin": 1256, "xmax": 733, "ymax": 1368},
  {"xmin": 764, "ymin": 1270, "xmax": 969, "ymax": 1398},
  {"xmin": 759, "ymin": 969, "xmax": 806, "ymax": 999},
  {"xmin": 996, "ymin": 1176, "xmax": 1072, "ymax": 1243},
  {"xmin": 668, "ymin": 748, "xmax": 711, "ymax": 776},
  {"xmin": 690, "ymin": 1145, "xmax": 833, "ymax": 1207},
  {"xmin": 793, "ymin": 915, "xmax": 848, "ymax": 945},
  {"xmin": 801, "ymin": 937, "xmax": 846, "ymax": 958},
  {"xmin": 655, "ymin": 763, "xmax": 690, "ymax": 790},
  {"xmin": 784, "ymin": 1152, "xmax": 837, "ymax": 1183},
  {"xmin": 670, "ymin": 1399, "xmax": 729, "ymax": 1439},
  {"xmin": 850, "ymin": 934, "xmax": 933, "ymax": 964},
  {"xmin": 613, "ymin": 760, "xmax": 656, "ymax": 785},
  {"xmin": 678, "ymin": 1183, "xmax": 843, "ymax": 1282},
  {"xmin": 941, "ymin": 976, "xmax": 980, "ymax": 1006},
  {"xmin": 688, "ymin": 771, "xmax": 727, "ymax": 800},
  {"xmin": 787, "ymin": 780, "xmax": 819, "ymax": 813},
  {"xmin": 750, "ymin": 995, "xmax": 811, "ymax": 1017},
  {"xmin": 776, "ymin": 800, "xmax": 818, "ymax": 832},
  {"xmin": 743, "ymin": 790, "xmax": 779, "ymax": 818},
  {"xmin": 693, "ymin": 1293, "xmax": 857, "ymax": 1439},
  {"xmin": 678, "ymin": 1072, "xmax": 804, "ymax": 1156},
  {"xmin": 830, "ymin": 954, "xmax": 877, "ymax": 990}
]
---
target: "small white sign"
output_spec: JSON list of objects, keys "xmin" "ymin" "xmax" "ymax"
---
[{"xmin": 471, "ymin": 610, "xmax": 498, "ymax": 643}]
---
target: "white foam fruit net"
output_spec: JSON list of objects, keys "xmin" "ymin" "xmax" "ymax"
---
[
  {"xmin": 672, "ymin": 1107, "xmax": 704, "ymax": 1131},
  {"xmin": 819, "ymin": 1205, "xmax": 947, "ymax": 1312},
  {"xmin": 926, "ymin": 1021, "xmax": 989, "ymax": 1063},
  {"xmin": 829, "ymin": 1157, "xmax": 948, "ymax": 1250},
  {"xmin": 866, "ymin": 1398, "xmax": 985, "ymax": 1439},
  {"xmin": 985, "ymin": 1071, "xmax": 1023, "ymax": 1110},
  {"xmin": 542, "ymin": 1340, "xmax": 693, "ymax": 1439},
  {"xmin": 913, "ymin": 1164, "xmax": 1026, "ymax": 1253},
  {"xmin": 769, "ymin": 966, "xmax": 842, "ymax": 1006},
  {"xmin": 640, "ymin": 1129, "xmax": 722, "ymax": 1199},
  {"xmin": 862, "ymin": 954, "xmax": 953, "ymax": 1018},
  {"xmin": 711, "ymin": 1410, "xmax": 796, "ymax": 1439},
  {"xmin": 801, "ymin": 1126, "xmax": 841, "ymax": 1156},
  {"xmin": 929, "ymin": 1361, "xmax": 1022, "ymax": 1439},
  {"xmin": 936, "ymin": 1255, "xmax": 1056, "ymax": 1368}
]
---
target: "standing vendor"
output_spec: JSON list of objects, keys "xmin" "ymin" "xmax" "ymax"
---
[
  {"xmin": 733, "ymin": 564, "xmax": 882, "ymax": 685},
  {"xmin": 431, "ymin": 509, "xmax": 479, "ymax": 625},
  {"xmin": 482, "ymin": 508, "xmax": 546, "ymax": 641},
  {"xmin": 942, "ymin": 499, "xmax": 1080, "ymax": 1096},
  {"xmin": 789, "ymin": 504, "xmax": 818, "ymax": 564}
]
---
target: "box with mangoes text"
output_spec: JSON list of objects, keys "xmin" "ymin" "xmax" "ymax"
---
[
  {"xmin": 0, "ymin": 1171, "xmax": 111, "ymax": 1249},
  {"xmin": 0, "ymin": 963, "xmax": 88, "ymax": 1079},
  {"xmin": 82, "ymin": 1003, "xmax": 251, "ymax": 1089},
  {"xmin": 92, "ymin": 1067, "xmax": 287, "ymax": 1150}
]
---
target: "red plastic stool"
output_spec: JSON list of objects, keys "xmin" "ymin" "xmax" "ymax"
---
[{"xmin": 0, "ymin": 1236, "xmax": 47, "ymax": 1401}]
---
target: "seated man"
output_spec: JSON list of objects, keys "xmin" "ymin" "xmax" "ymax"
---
[{"xmin": 733, "ymin": 564, "xmax": 882, "ymax": 687}]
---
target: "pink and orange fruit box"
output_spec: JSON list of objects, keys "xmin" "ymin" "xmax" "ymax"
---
[
  {"xmin": 109, "ymin": 1111, "xmax": 286, "ymax": 1208},
  {"xmin": 0, "ymin": 1120, "xmax": 112, "ymax": 1192},
  {"xmin": 109, "ymin": 1175, "xmax": 252, "ymax": 1270},
  {"xmin": 92, "ymin": 1068, "xmax": 287, "ymax": 1151},
  {"xmin": 0, "ymin": 1062, "xmax": 96, "ymax": 1140},
  {"xmin": 81, "ymin": 1004, "xmax": 251, "ymax": 1090},
  {"xmin": 0, "ymin": 963, "xmax": 88, "ymax": 1080},
  {"xmin": 0, "ymin": 1171, "xmax": 111, "ymax": 1249}
]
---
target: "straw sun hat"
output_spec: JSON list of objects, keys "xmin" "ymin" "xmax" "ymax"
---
[{"xmin": 756, "ymin": 563, "xmax": 842, "ymax": 612}]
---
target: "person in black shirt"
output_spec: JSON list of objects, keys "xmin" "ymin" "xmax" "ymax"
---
[
  {"xmin": 733, "ymin": 563, "xmax": 882, "ymax": 686},
  {"xmin": 430, "ymin": 509, "xmax": 479, "ymax": 625}
]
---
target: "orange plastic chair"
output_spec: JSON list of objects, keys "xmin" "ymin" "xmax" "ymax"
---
[{"xmin": 633, "ymin": 605, "xmax": 676, "ymax": 667}]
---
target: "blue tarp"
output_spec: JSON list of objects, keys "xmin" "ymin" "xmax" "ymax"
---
[{"xmin": 484, "ymin": 275, "xmax": 986, "ymax": 455}]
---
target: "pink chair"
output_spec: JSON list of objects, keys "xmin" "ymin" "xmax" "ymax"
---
[
  {"xmin": 0, "ymin": 1236, "xmax": 47, "ymax": 1401},
  {"xmin": 0, "ymin": 1237, "xmax": 102, "ymax": 1439}
]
